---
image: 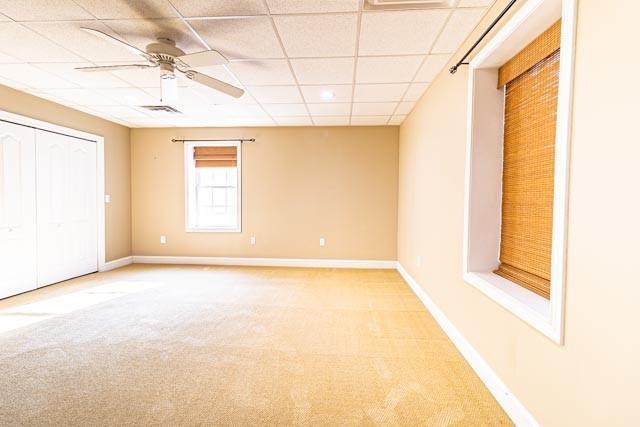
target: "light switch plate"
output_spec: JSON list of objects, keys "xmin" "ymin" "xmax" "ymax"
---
[
  {"xmin": 250, "ymin": 236, "xmax": 256, "ymax": 245},
  {"xmin": 319, "ymin": 237, "xmax": 326, "ymax": 247},
  {"xmin": 160, "ymin": 235, "xmax": 167, "ymax": 244},
  {"xmin": 105, "ymin": 194, "xmax": 111, "ymax": 204}
]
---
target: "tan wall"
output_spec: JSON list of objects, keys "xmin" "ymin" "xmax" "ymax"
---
[
  {"xmin": 397, "ymin": 1, "xmax": 640, "ymax": 425},
  {"xmin": 0, "ymin": 84, "xmax": 131, "ymax": 262},
  {"xmin": 131, "ymin": 126, "xmax": 398, "ymax": 260}
]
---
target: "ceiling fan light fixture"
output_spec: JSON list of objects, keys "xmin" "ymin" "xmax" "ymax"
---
[{"xmin": 160, "ymin": 75, "xmax": 178, "ymax": 105}]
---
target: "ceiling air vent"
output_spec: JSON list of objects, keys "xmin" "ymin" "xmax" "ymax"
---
[
  {"xmin": 364, "ymin": 0, "xmax": 455, "ymax": 10},
  {"xmin": 140, "ymin": 105, "xmax": 182, "ymax": 114}
]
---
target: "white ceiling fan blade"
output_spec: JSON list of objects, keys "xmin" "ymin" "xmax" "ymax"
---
[
  {"xmin": 81, "ymin": 27, "xmax": 153, "ymax": 61},
  {"xmin": 177, "ymin": 50, "xmax": 228, "ymax": 68},
  {"xmin": 183, "ymin": 70, "xmax": 244, "ymax": 98},
  {"xmin": 75, "ymin": 64, "xmax": 155, "ymax": 72}
]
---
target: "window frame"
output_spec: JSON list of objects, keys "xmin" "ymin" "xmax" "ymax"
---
[
  {"xmin": 184, "ymin": 140, "xmax": 242, "ymax": 233},
  {"xmin": 462, "ymin": 0, "xmax": 577, "ymax": 344}
]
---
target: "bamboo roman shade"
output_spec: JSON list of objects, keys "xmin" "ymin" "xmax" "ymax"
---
[
  {"xmin": 493, "ymin": 21, "xmax": 561, "ymax": 299},
  {"xmin": 194, "ymin": 146, "xmax": 237, "ymax": 168}
]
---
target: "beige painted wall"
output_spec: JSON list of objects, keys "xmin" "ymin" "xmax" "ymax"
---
[
  {"xmin": 131, "ymin": 126, "xmax": 398, "ymax": 260},
  {"xmin": 397, "ymin": 1, "xmax": 640, "ymax": 425},
  {"xmin": 0, "ymin": 84, "xmax": 131, "ymax": 262}
]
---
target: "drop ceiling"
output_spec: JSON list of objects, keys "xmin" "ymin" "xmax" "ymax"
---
[{"xmin": 0, "ymin": 0, "xmax": 494, "ymax": 127}]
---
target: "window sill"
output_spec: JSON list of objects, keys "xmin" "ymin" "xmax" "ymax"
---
[
  {"xmin": 186, "ymin": 227, "xmax": 241, "ymax": 233},
  {"xmin": 463, "ymin": 271, "xmax": 560, "ymax": 342}
]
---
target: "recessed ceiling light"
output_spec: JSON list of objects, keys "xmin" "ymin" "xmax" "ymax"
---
[{"xmin": 320, "ymin": 90, "xmax": 335, "ymax": 100}]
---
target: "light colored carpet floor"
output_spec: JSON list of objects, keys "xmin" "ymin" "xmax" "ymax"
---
[{"xmin": 0, "ymin": 264, "xmax": 511, "ymax": 426}]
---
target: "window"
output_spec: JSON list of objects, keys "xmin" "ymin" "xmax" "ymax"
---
[
  {"xmin": 185, "ymin": 141, "xmax": 241, "ymax": 232},
  {"xmin": 463, "ymin": 0, "xmax": 576, "ymax": 343}
]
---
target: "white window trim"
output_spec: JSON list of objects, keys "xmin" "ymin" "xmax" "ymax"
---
[
  {"xmin": 462, "ymin": 0, "xmax": 577, "ymax": 344},
  {"xmin": 184, "ymin": 140, "xmax": 242, "ymax": 233}
]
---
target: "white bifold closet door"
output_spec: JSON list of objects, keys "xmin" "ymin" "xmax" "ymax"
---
[
  {"xmin": 36, "ymin": 130, "xmax": 97, "ymax": 288},
  {"xmin": 0, "ymin": 122, "xmax": 37, "ymax": 299}
]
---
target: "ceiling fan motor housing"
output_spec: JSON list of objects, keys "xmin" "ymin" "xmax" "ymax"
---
[{"xmin": 147, "ymin": 38, "xmax": 185, "ymax": 79}]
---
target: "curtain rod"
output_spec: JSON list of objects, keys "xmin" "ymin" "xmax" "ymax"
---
[
  {"xmin": 449, "ymin": 0, "xmax": 518, "ymax": 75},
  {"xmin": 172, "ymin": 138, "xmax": 255, "ymax": 144}
]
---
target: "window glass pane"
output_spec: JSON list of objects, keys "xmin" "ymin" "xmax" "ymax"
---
[{"xmin": 191, "ymin": 162, "xmax": 239, "ymax": 229}]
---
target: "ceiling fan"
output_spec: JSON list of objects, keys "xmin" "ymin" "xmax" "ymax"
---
[{"xmin": 75, "ymin": 28, "xmax": 245, "ymax": 102}]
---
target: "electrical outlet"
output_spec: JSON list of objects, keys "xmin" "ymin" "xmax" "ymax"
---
[
  {"xmin": 319, "ymin": 237, "xmax": 326, "ymax": 247},
  {"xmin": 160, "ymin": 235, "xmax": 167, "ymax": 245},
  {"xmin": 250, "ymin": 236, "xmax": 256, "ymax": 245},
  {"xmin": 105, "ymin": 194, "xmax": 111, "ymax": 204}
]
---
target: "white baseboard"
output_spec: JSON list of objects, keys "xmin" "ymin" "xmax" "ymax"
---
[
  {"xmin": 99, "ymin": 256, "xmax": 133, "ymax": 272},
  {"xmin": 131, "ymin": 255, "xmax": 397, "ymax": 269},
  {"xmin": 396, "ymin": 263, "xmax": 538, "ymax": 427}
]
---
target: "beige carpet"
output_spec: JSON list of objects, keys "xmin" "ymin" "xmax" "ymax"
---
[{"xmin": 0, "ymin": 264, "xmax": 511, "ymax": 426}]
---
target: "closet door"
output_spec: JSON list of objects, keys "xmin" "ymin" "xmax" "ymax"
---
[
  {"xmin": 36, "ymin": 131, "xmax": 97, "ymax": 287},
  {"xmin": 0, "ymin": 122, "xmax": 37, "ymax": 299}
]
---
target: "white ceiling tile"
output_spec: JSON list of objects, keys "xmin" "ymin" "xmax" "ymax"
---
[
  {"xmin": 262, "ymin": 103, "xmax": 307, "ymax": 116},
  {"xmin": 350, "ymin": 116, "xmax": 390, "ymax": 125},
  {"xmin": 94, "ymin": 87, "xmax": 160, "ymax": 106},
  {"xmin": 191, "ymin": 64, "xmax": 239, "ymax": 81},
  {"xmin": 266, "ymin": 0, "xmax": 360, "ymax": 14},
  {"xmin": 34, "ymin": 63, "xmax": 131, "ymax": 88},
  {"xmin": 389, "ymin": 114, "xmax": 407, "ymax": 125},
  {"xmin": 0, "ymin": 50, "xmax": 18, "ymax": 63},
  {"xmin": 356, "ymin": 55, "xmax": 423, "ymax": 83},
  {"xmin": 248, "ymin": 85, "xmax": 302, "ymax": 103},
  {"xmin": 404, "ymin": 82, "xmax": 430, "ymax": 101},
  {"xmin": 300, "ymin": 85, "xmax": 352, "ymax": 103},
  {"xmin": 103, "ymin": 18, "xmax": 205, "ymax": 53},
  {"xmin": 414, "ymin": 54, "xmax": 451, "ymax": 82},
  {"xmin": 228, "ymin": 60, "xmax": 295, "ymax": 85},
  {"xmin": 105, "ymin": 19, "xmax": 203, "ymax": 54},
  {"xmin": 46, "ymin": 88, "xmax": 120, "ymax": 105},
  {"xmin": 0, "ymin": 75, "xmax": 27, "ymax": 89},
  {"xmin": 395, "ymin": 101, "xmax": 416, "ymax": 115},
  {"xmin": 458, "ymin": 0, "xmax": 494, "ymax": 7},
  {"xmin": 352, "ymin": 102, "xmax": 396, "ymax": 116},
  {"xmin": 170, "ymin": 0, "xmax": 267, "ymax": 17},
  {"xmin": 73, "ymin": 0, "xmax": 179, "ymax": 19},
  {"xmin": 432, "ymin": 8, "xmax": 485, "ymax": 54},
  {"xmin": 25, "ymin": 21, "xmax": 142, "ymax": 62},
  {"xmin": 312, "ymin": 116, "xmax": 350, "ymax": 125},
  {"xmin": 0, "ymin": 0, "xmax": 94, "ymax": 21},
  {"xmin": 290, "ymin": 58, "xmax": 354, "ymax": 85},
  {"xmin": 0, "ymin": 64, "xmax": 78, "ymax": 89},
  {"xmin": 141, "ymin": 87, "xmax": 210, "ymax": 111},
  {"xmin": 87, "ymin": 105, "xmax": 150, "ymax": 118},
  {"xmin": 353, "ymin": 83, "xmax": 408, "ymax": 102},
  {"xmin": 275, "ymin": 116, "xmax": 312, "ymax": 125},
  {"xmin": 190, "ymin": 84, "xmax": 256, "ymax": 105},
  {"xmin": 214, "ymin": 104, "xmax": 267, "ymax": 117},
  {"xmin": 307, "ymin": 103, "xmax": 351, "ymax": 116},
  {"xmin": 359, "ymin": 10, "xmax": 450, "ymax": 56},
  {"xmin": 189, "ymin": 17, "xmax": 283, "ymax": 59},
  {"xmin": 0, "ymin": 23, "xmax": 83, "ymax": 62},
  {"xmin": 97, "ymin": 63, "xmax": 162, "ymax": 87},
  {"xmin": 274, "ymin": 14, "xmax": 357, "ymax": 58}
]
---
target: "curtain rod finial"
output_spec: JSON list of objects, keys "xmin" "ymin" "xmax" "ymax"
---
[{"xmin": 449, "ymin": 65, "xmax": 458, "ymax": 74}]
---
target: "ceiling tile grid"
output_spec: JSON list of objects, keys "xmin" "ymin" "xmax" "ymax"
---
[{"xmin": 0, "ymin": 0, "xmax": 494, "ymax": 127}]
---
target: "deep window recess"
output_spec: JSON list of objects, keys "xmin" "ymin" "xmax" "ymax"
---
[{"xmin": 494, "ymin": 21, "xmax": 561, "ymax": 299}]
